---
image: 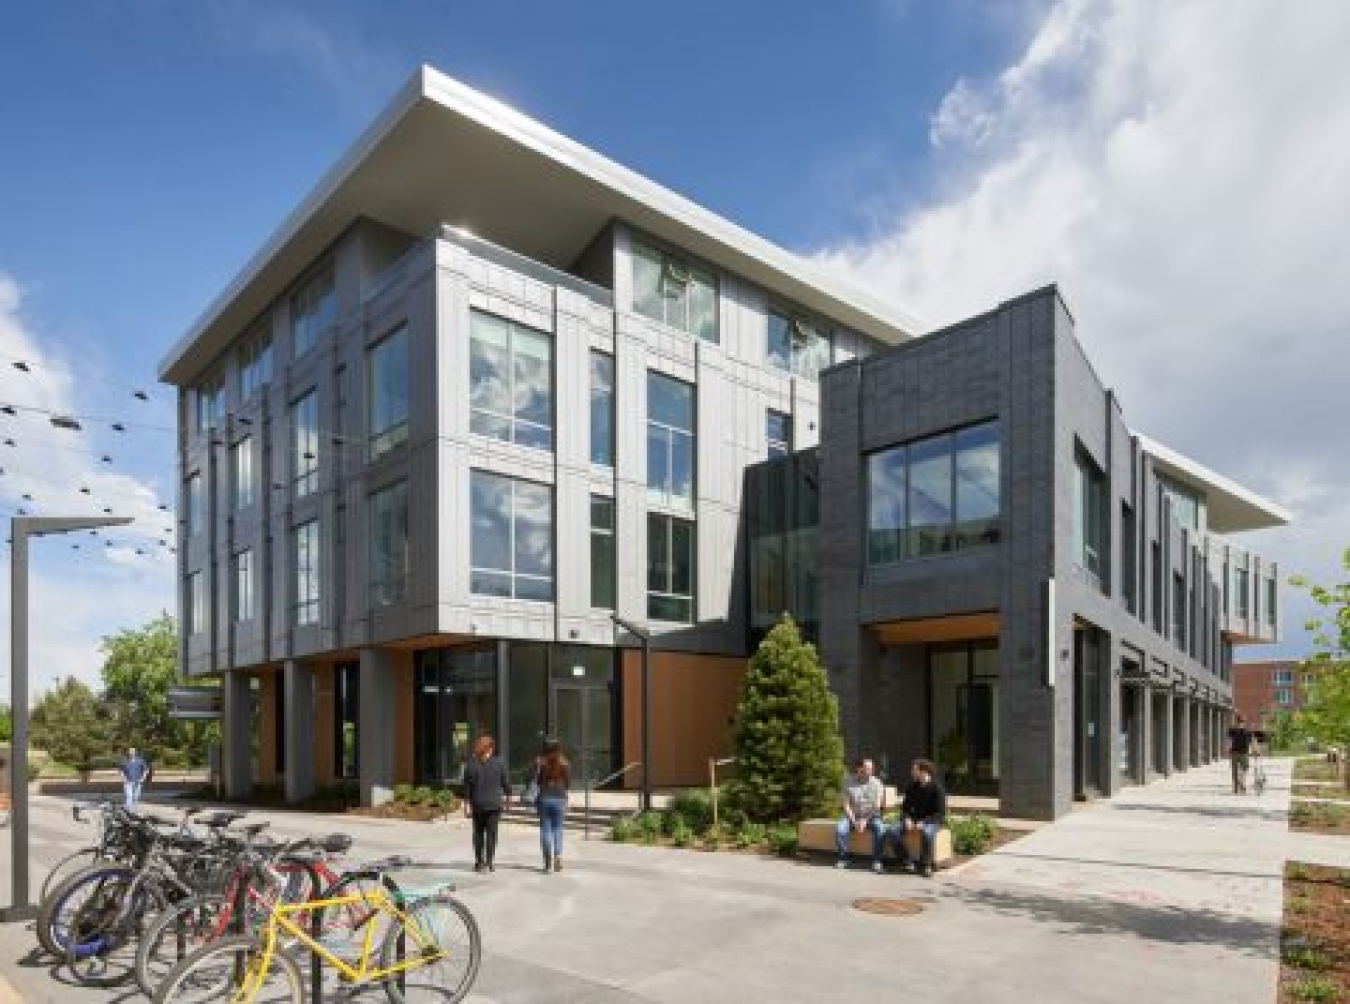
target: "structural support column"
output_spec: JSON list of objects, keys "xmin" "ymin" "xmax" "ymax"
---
[
  {"xmin": 1163, "ymin": 689, "xmax": 1174, "ymax": 776},
  {"xmin": 359, "ymin": 647, "xmax": 396, "ymax": 806},
  {"xmin": 283, "ymin": 660, "xmax": 316, "ymax": 804},
  {"xmin": 1176, "ymin": 696, "xmax": 1189, "ymax": 772},
  {"xmin": 222, "ymin": 671, "xmax": 253, "ymax": 799}
]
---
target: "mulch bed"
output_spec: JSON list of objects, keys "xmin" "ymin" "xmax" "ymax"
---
[
  {"xmin": 1296, "ymin": 760, "xmax": 1349, "ymax": 784},
  {"xmin": 347, "ymin": 802, "xmax": 453, "ymax": 822},
  {"xmin": 1291, "ymin": 801, "xmax": 1350, "ymax": 836},
  {"xmin": 950, "ymin": 826, "xmax": 1027, "ymax": 867},
  {"xmin": 1295, "ymin": 784, "xmax": 1350, "ymax": 803},
  {"xmin": 1281, "ymin": 863, "xmax": 1350, "ymax": 1003}
]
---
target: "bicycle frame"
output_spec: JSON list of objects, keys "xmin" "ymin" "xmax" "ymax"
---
[{"xmin": 238, "ymin": 888, "xmax": 447, "ymax": 1000}]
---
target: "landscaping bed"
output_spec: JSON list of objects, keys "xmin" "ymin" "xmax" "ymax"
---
[
  {"xmin": 1295, "ymin": 759, "xmax": 1350, "ymax": 785},
  {"xmin": 1291, "ymin": 801, "xmax": 1350, "ymax": 836},
  {"xmin": 1295, "ymin": 784, "xmax": 1350, "ymax": 803},
  {"xmin": 1281, "ymin": 863, "xmax": 1350, "ymax": 1003}
]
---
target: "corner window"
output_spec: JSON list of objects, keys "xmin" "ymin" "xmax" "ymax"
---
[
  {"xmin": 293, "ymin": 520, "xmax": 320, "ymax": 626},
  {"xmin": 368, "ymin": 325, "xmax": 409, "ymax": 460},
  {"xmin": 470, "ymin": 471, "xmax": 553, "ymax": 601},
  {"xmin": 469, "ymin": 311, "xmax": 553, "ymax": 450},
  {"xmin": 766, "ymin": 410, "xmax": 792, "ymax": 459},
  {"xmin": 590, "ymin": 351, "xmax": 615, "ymax": 467},
  {"xmin": 648, "ymin": 514, "xmax": 695, "ymax": 622},
  {"xmin": 292, "ymin": 391, "xmax": 318, "ymax": 497},
  {"xmin": 766, "ymin": 311, "xmax": 831, "ymax": 379},
  {"xmin": 292, "ymin": 269, "xmax": 336, "ymax": 359},
  {"xmin": 590, "ymin": 495, "xmax": 616, "ymax": 610},
  {"xmin": 866, "ymin": 420, "xmax": 1001, "ymax": 565},
  {"xmin": 631, "ymin": 239, "xmax": 718, "ymax": 343},
  {"xmin": 647, "ymin": 372, "xmax": 695, "ymax": 509},
  {"xmin": 369, "ymin": 480, "xmax": 409, "ymax": 607},
  {"xmin": 233, "ymin": 550, "xmax": 254, "ymax": 623}
]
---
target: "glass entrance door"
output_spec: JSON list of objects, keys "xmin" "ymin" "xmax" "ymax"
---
[
  {"xmin": 551, "ymin": 684, "xmax": 611, "ymax": 788},
  {"xmin": 929, "ymin": 641, "xmax": 1000, "ymax": 795},
  {"xmin": 414, "ymin": 646, "xmax": 498, "ymax": 787}
]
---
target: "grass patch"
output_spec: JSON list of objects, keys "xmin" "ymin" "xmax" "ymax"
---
[
  {"xmin": 1291, "ymin": 801, "xmax": 1350, "ymax": 835},
  {"xmin": 1281, "ymin": 863, "xmax": 1350, "ymax": 1003}
]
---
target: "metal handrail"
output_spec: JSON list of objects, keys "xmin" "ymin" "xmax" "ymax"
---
[{"xmin": 584, "ymin": 762, "xmax": 643, "ymax": 841}]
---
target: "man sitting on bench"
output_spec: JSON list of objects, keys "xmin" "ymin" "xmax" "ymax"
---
[
  {"xmin": 892, "ymin": 758, "xmax": 946, "ymax": 878},
  {"xmin": 836, "ymin": 757, "xmax": 886, "ymax": 873}
]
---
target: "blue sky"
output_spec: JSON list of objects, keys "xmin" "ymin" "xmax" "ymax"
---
[{"xmin": 2, "ymin": 0, "xmax": 1346, "ymax": 695}]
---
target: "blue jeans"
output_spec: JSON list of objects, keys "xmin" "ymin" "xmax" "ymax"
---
[
  {"xmin": 835, "ymin": 816, "xmax": 885, "ymax": 863},
  {"xmin": 538, "ymin": 795, "xmax": 566, "ymax": 860},
  {"xmin": 892, "ymin": 820, "xmax": 941, "ymax": 866},
  {"xmin": 123, "ymin": 780, "xmax": 143, "ymax": 810}
]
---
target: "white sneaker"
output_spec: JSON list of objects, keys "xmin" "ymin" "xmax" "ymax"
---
[
  {"xmin": 872, "ymin": 862, "xmax": 884, "ymax": 874},
  {"xmin": 836, "ymin": 859, "xmax": 848, "ymax": 870}
]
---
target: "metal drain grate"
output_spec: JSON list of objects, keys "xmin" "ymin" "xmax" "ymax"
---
[{"xmin": 853, "ymin": 897, "xmax": 925, "ymax": 916}]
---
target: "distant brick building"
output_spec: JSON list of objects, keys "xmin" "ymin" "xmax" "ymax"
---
[{"xmin": 1234, "ymin": 659, "xmax": 1311, "ymax": 725}]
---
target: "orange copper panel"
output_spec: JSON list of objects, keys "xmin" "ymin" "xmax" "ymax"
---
[{"xmin": 873, "ymin": 612, "xmax": 1000, "ymax": 646}]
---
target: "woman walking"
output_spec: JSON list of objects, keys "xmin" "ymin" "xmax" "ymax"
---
[
  {"xmin": 463, "ymin": 734, "xmax": 511, "ymax": 873},
  {"xmin": 533, "ymin": 738, "xmax": 571, "ymax": 873}
]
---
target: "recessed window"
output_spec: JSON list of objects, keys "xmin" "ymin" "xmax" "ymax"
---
[
  {"xmin": 231, "ymin": 438, "xmax": 254, "ymax": 510},
  {"xmin": 766, "ymin": 311, "xmax": 831, "ymax": 379},
  {"xmin": 867, "ymin": 421, "xmax": 1001, "ymax": 565},
  {"xmin": 369, "ymin": 480, "xmax": 409, "ymax": 607},
  {"xmin": 1073, "ymin": 451, "xmax": 1107, "ymax": 577},
  {"xmin": 187, "ymin": 570, "xmax": 206, "ymax": 634},
  {"xmin": 1265, "ymin": 578, "xmax": 1277, "ymax": 627},
  {"xmin": 292, "ymin": 269, "xmax": 336, "ymax": 359},
  {"xmin": 1160, "ymin": 476, "xmax": 1201, "ymax": 532},
  {"xmin": 1234, "ymin": 567, "xmax": 1250, "ymax": 618},
  {"xmin": 590, "ymin": 495, "xmax": 616, "ymax": 610},
  {"xmin": 1172, "ymin": 572, "xmax": 1186, "ymax": 648},
  {"xmin": 238, "ymin": 330, "xmax": 272, "ymax": 400},
  {"xmin": 293, "ymin": 520, "xmax": 320, "ymax": 626},
  {"xmin": 631, "ymin": 239, "xmax": 718, "ymax": 343},
  {"xmin": 647, "ymin": 372, "xmax": 695, "ymax": 509},
  {"xmin": 470, "ymin": 471, "xmax": 553, "ymax": 601},
  {"xmin": 194, "ymin": 373, "xmax": 224, "ymax": 433},
  {"xmin": 648, "ymin": 514, "xmax": 695, "ymax": 622},
  {"xmin": 186, "ymin": 472, "xmax": 204, "ymax": 537},
  {"xmin": 469, "ymin": 311, "xmax": 553, "ymax": 450},
  {"xmin": 368, "ymin": 325, "xmax": 409, "ymax": 460},
  {"xmin": 590, "ymin": 350, "xmax": 615, "ymax": 467},
  {"xmin": 233, "ymin": 550, "xmax": 254, "ymax": 623},
  {"xmin": 766, "ymin": 410, "xmax": 792, "ymax": 459},
  {"xmin": 292, "ymin": 391, "xmax": 318, "ymax": 497}
]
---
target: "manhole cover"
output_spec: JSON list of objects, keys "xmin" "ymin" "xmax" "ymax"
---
[{"xmin": 853, "ymin": 898, "xmax": 924, "ymax": 916}]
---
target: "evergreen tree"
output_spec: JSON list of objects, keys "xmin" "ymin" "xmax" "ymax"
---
[
  {"xmin": 730, "ymin": 616, "xmax": 844, "ymax": 822},
  {"xmin": 32, "ymin": 677, "xmax": 112, "ymax": 779}
]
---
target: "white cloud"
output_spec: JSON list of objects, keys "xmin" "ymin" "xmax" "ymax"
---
[
  {"xmin": 0, "ymin": 272, "xmax": 175, "ymax": 700},
  {"xmin": 814, "ymin": 0, "xmax": 1350, "ymax": 657}
]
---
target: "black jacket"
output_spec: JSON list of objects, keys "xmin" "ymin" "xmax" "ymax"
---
[
  {"xmin": 463, "ymin": 755, "xmax": 512, "ymax": 811},
  {"xmin": 900, "ymin": 779, "xmax": 947, "ymax": 824}
]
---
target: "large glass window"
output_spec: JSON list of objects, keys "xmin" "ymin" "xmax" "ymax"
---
[
  {"xmin": 766, "ymin": 409, "xmax": 792, "ymax": 459},
  {"xmin": 590, "ymin": 350, "xmax": 614, "ymax": 467},
  {"xmin": 1172, "ymin": 572, "xmax": 1187, "ymax": 648},
  {"xmin": 930, "ymin": 642, "xmax": 1000, "ymax": 795},
  {"xmin": 470, "ymin": 471, "xmax": 553, "ymax": 601},
  {"xmin": 369, "ymin": 480, "xmax": 409, "ymax": 607},
  {"xmin": 766, "ymin": 311, "xmax": 831, "ymax": 379},
  {"xmin": 647, "ymin": 372, "xmax": 695, "ymax": 509},
  {"xmin": 187, "ymin": 570, "xmax": 206, "ymax": 635},
  {"xmin": 233, "ymin": 550, "xmax": 254, "ymax": 623},
  {"xmin": 866, "ymin": 420, "xmax": 1001, "ymax": 565},
  {"xmin": 186, "ymin": 472, "xmax": 204, "ymax": 537},
  {"xmin": 239, "ymin": 331, "xmax": 272, "ymax": 399},
  {"xmin": 293, "ymin": 520, "xmax": 320, "ymax": 626},
  {"xmin": 368, "ymin": 325, "xmax": 409, "ymax": 460},
  {"xmin": 194, "ymin": 373, "xmax": 224, "ymax": 433},
  {"xmin": 1265, "ymin": 578, "xmax": 1277, "ymax": 627},
  {"xmin": 292, "ymin": 391, "xmax": 318, "ymax": 497},
  {"xmin": 1073, "ymin": 452, "xmax": 1106, "ymax": 577},
  {"xmin": 334, "ymin": 663, "xmax": 359, "ymax": 780},
  {"xmin": 1234, "ymin": 567, "xmax": 1250, "ymax": 618},
  {"xmin": 590, "ymin": 495, "xmax": 616, "ymax": 610},
  {"xmin": 414, "ymin": 646, "xmax": 497, "ymax": 786},
  {"xmin": 1160, "ymin": 476, "xmax": 1201, "ymax": 532},
  {"xmin": 231, "ymin": 438, "xmax": 254, "ymax": 510},
  {"xmin": 469, "ymin": 310, "xmax": 553, "ymax": 450},
  {"xmin": 648, "ymin": 514, "xmax": 695, "ymax": 622},
  {"xmin": 631, "ymin": 239, "xmax": 718, "ymax": 342},
  {"xmin": 292, "ymin": 269, "xmax": 336, "ymax": 358}
]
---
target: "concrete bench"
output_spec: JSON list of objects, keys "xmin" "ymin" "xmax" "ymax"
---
[{"xmin": 797, "ymin": 818, "xmax": 953, "ymax": 867}]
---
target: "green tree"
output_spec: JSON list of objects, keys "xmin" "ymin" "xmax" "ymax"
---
[
  {"xmin": 1291, "ymin": 548, "xmax": 1350, "ymax": 788},
  {"xmin": 0, "ymin": 703, "xmax": 11, "ymax": 742},
  {"xmin": 729, "ymin": 616, "xmax": 845, "ymax": 822},
  {"xmin": 31, "ymin": 677, "xmax": 112, "ymax": 779}
]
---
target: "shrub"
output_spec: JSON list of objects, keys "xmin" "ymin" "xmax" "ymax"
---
[
  {"xmin": 1284, "ymin": 945, "xmax": 1330, "ymax": 971},
  {"xmin": 633, "ymin": 811, "xmax": 664, "ymax": 844},
  {"xmin": 1291, "ymin": 977, "xmax": 1337, "ymax": 1002},
  {"xmin": 669, "ymin": 819, "xmax": 694, "ymax": 848},
  {"xmin": 393, "ymin": 783, "xmax": 415, "ymax": 803},
  {"xmin": 950, "ymin": 814, "xmax": 998, "ymax": 856},
  {"xmin": 610, "ymin": 816, "xmax": 636, "ymax": 843},
  {"xmin": 730, "ymin": 617, "xmax": 844, "ymax": 823},
  {"xmin": 765, "ymin": 823, "xmax": 799, "ymax": 857},
  {"xmin": 699, "ymin": 823, "xmax": 726, "ymax": 850},
  {"xmin": 666, "ymin": 789, "xmax": 715, "ymax": 836},
  {"xmin": 1289, "ymin": 862, "xmax": 1310, "ymax": 880},
  {"xmin": 734, "ymin": 821, "xmax": 768, "ymax": 849}
]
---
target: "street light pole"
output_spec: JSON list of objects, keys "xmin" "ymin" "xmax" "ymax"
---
[
  {"xmin": 609, "ymin": 613, "xmax": 652, "ymax": 813},
  {"xmin": 1, "ymin": 515, "xmax": 132, "ymax": 923}
]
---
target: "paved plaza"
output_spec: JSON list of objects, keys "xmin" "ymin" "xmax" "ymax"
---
[{"xmin": 0, "ymin": 759, "xmax": 1300, "ymax": 1002}]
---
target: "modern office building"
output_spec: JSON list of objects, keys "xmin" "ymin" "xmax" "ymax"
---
[
  {"xmin": 160, "ymin": 67, "xmax": 1289, "ymax": 819},
  {"xmin": 1234, "ymin": 659, "xmax": 1314, "ymax": 726}
]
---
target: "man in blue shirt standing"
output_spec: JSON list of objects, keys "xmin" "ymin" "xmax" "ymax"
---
[{"xmin": 120, "ymin": 746, "xmax": 151, "ymax": 810}]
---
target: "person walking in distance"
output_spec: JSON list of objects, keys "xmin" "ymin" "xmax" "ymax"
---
[
  {"xmin": 1227, "ymin": 715, "xmax": 1253, "ymax": 794},
  {"xmin": 462, "ymin": 735, "xmax": 511, "ymax": 873},
  {"xmin": 119, "ymin": 746, "xmax": 152, "ymax": 810},
  {"xmin": 534, "ymin": 738, "xmax": 571, "ymax": 873}
]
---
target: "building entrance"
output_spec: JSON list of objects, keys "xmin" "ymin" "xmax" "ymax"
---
[
  {"xmin": 1073, "ymin": 623, "xmax": 1105, "ymax": 798},
  {"xmin": 929, "ymin": 641, "xmax": 999, "ymax": 795},
  {"xmin": 413, "ymin": 646, "xmax": 497, "ymax": 786},
  {"xmin": 551, "ymin": 684, "xmax": 612, "ymax": 788}
]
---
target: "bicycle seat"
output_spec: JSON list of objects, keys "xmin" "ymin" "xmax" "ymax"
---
[
  {"xmin": 240, "ymin": 822, "xmax": 271, "ymax": 837},
  {"xmin": 322, "ymin": 834, "xmax": 353, "ymax": 854},
  {"xmin": 203, "ymin": 811, "xmax": 247, "ymax": 828}
]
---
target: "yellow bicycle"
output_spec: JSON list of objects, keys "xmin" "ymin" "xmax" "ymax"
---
[{"xmin": 152, "ymin": 879, "xmax": 480, "ymax": 1003}]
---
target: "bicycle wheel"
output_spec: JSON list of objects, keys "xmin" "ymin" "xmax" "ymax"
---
[
  {"xmin": 64, "ymin": 875, "xmax": 169, "ymax": 988},
  {"xmin": 316, "ymin": 871, "xmax": 401, "ymax": 956},
  {"xmin": 39, "ymin": 847, "xmax": 103, "ymax": 903},
  {"xmin": 380, "ymin": 894, "xmax": 481, "ymax": 1003},
  {"xmin": 153, "ymin": 935, "xmax": 303, "ymax": 1004},
  {"xmin": 136, "ymin": 894, "xmax": 230, "ymax": 998},
  {"xmin": 36, "ymin": 864, "xmax": 133, "ymax": 958}
]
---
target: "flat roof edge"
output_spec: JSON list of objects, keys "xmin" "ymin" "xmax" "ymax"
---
[{"xmin": 1135, "ymin": 432, "xmax": 1292, "ymax": 527}]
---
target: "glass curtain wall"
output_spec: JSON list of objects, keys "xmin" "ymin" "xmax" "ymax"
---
[
  {"xmin": 929, "ymin": 641, "xmax": 1000, "ymax": 795},
  {"xmin": 747, "ymin": 450, "xmax": 820, "ymax": 645}
]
